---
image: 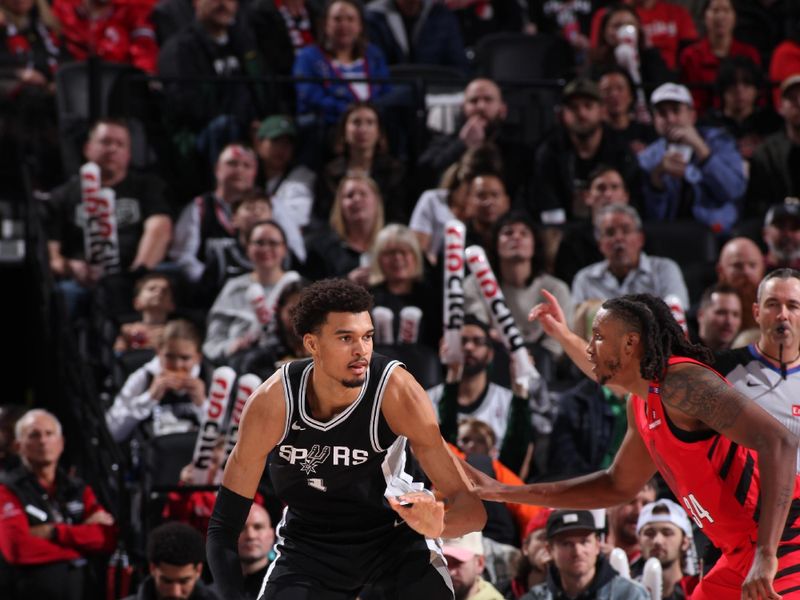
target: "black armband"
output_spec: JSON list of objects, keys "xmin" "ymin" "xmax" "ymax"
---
[{"xmin": 206, "ymin": 486, "xmax": 254, "ymax": 600}]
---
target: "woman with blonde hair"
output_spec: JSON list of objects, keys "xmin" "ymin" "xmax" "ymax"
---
[
  {"xmin": 303, "ymin": 173, "xmax": 384, "ymax": 284},
  {"xmin": 368, "ymin": 223, "xmax": 440, "ymax": 349}
]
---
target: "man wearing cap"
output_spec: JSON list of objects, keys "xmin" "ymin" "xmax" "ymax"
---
[
  {"xmin": 520, "ymin": 510, "xmax": 649, "ymax": 600},
  {"xmin": 530, "ymin": 78, "xmax": 638, "ymax": 227},
  {"xmin": 763, "ymin": 199, "xmax": 800, "ymax": 271},
  {"xmin": 510, "ymin": 510, "xmax": 553, "ymax": 598},
  {"xmin": 638, "ymin": 82, "xmax": 746, "ymax": 234},
  {"xmin": 441, "ymin": 532, "xmax": 504, "ymax": 600},
  {"xmin": 635, "ymin": 499, "xmax": 698, "ymax": 600},
  {"xmin": 254, "ymin": 115, "xmax": 314, "ymax": 263},
  {"xmin": 747, "ymin": 74, "xmax": 800, "ymax": 220}
]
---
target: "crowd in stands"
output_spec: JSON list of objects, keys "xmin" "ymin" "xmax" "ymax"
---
[{"xmin": 4, "ymin": 0, "xmax": 800, "ymax": 598}]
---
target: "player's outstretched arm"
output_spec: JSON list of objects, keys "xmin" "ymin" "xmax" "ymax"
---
[
  {"xmin": 382, "ymin": 367, "xmax": 487, "ymax": 538},
  {"xmin": 473, "ymin": 399, "xmax": 657, "ymax": 509},
  {"xmin": 207, "ymin": 372, "xmax": 287, "ymax": 600},
  {"xmin": 661, "ymin": 363, "xmax": 798, "ymax": 600}
]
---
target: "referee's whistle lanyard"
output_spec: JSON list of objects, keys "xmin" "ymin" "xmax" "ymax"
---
[{"xmin": 321, "ymin": 53, "xmax": 372, "ymax": 101}]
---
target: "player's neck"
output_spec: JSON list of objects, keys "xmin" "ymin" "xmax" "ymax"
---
[{"xmin": 308, "ymin": 368, "xmax": 363, "ymax": 420}]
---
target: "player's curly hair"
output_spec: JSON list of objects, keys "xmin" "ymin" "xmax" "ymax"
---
[
  {"xmin": 291, "ymin": 278, "xmax": 374, "ymax": 336},
  {"xmin": 602, "ymin": 294, "xmax": 713, "ymax": 381}
]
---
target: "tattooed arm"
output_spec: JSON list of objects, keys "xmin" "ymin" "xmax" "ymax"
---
[{"xmin": 662, "ymin": 363, "xmax": 798, "ymax": 600}]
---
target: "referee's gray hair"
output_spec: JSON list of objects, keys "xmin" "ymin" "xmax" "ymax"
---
[
  {"xmin": 756, "ymin": 268, "xmax": 800, "ymax": 304},
  {"xmin": 14, "ymin": 409, "xmax": 62, "ymax": 440},
  {"xmin": 593, "ymin": 204, "xmax": 642, "ymax": 240}
]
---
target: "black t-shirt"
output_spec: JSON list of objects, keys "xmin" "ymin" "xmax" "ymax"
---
[{"xmin": 46, "ymin": 171, "xmax": 169, "ymax": 270}]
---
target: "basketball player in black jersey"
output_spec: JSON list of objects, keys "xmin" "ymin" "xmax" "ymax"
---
[{"xmin": 207, "ymin": 279, "xmax": 486, "ymax": 600}]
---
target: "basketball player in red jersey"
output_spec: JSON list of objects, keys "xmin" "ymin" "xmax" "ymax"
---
[{"xmin": 472, "ymin": 291, "xmax": 800, "ymax": 599}]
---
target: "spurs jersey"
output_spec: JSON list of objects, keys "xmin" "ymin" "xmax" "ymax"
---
[
  {"xmin": 268, "ymin": 354, "xmax": 423, "ymax": 538},
  {"xmin": 633, "ymin": 356, "xmax": 800, "ymax": 555}
]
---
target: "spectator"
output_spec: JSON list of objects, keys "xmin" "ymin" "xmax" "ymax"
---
[
  {"xmin": 715, "ymin": 236, "xmax": 765, "ymax": 331},
  {"xmin": 679, "ymin": 0, "xmax": 761, "ymax": 115},
  {"xmin": 254, "ymin": 115, "xmax": 315, "ymax": 263},
  {"xmin": 441, "ymin": 532, "xmax": 505, "ymax": 600},
  {"xmin": 571, "ymin": 204, "xmax": 690, "ymax": 309},
  {"xmin": 409, "ymin": 147, "xmax": 484, "ymax": 263},
  {"xmin": 586, "ymin": 4, "xmax": 671, "ymax": 84},
  {"xmin": 52, "ymin": 0, "xmax": 158, "ymax": 74},
  {"xmin": 598, "ymin": 66, "xmax": 658, "ymax": 154},
  {"xmin": 0, "ymin": 409, "xmax": 117, "ymax": 600},
  {"xmin": 417, "ymin": 78, "xmax": 529, "ymax": 200},
  {"xmin": 635, "ymin": 499, "xmax": 698, "ymax": 599},
  {"xmin": 0, "ymin": 0, "xmax": 63, "ymax": 189},
  {"xmin": 248, "ymin": 0, "xmax": 321, "ymax": 78},
  {"xmin": 199, "ymin": 190, "xmax": 274, "ymax": 305},
  {"xmin": 302, "ymin": 173, "xmax": 384, "ymax": 283},
  {"xmin": 236, "ymin": 279, "xmax": 311, "ymax": 379},
  {"xmin": 465, "ymin": 167, "xmax": 511, "ymax": 250},
  {"xmin": 554, "ymin": 164, "xmax": 633, "ymax": 284},
  {"xmin": 204, "ymin": 220, "xmax": 300, "ymax": 363},
  {"xmin": 463, "ymin": 211, "xmax": 573, "ymax": 366},
  {"xmin": 365, "ymin": 0, "xmax": 467, "ymax": 72},
  {"xmin": 450, "ymin": 420, "xmax": 544, "ymax": 556},
  {"xmin": 589, "ymin": 0, "xmax": 698, "ymax": 71},
  {"xmin": 747, "ymin": 75, "xmax": 800, "ymax": 219},
  {"xmin": 237, "ymin": 504, "xmax": 275, "ymax": 598},
  {"xmin": 509, "ymin": 511, "xmax": 552, "ymax": 599},
  {"xmin": 0, "ymin": 405, "xmax": 23, "ymax": 473},
  {"xmin": 106, "ymin": 319, "xmax": 209, "ymax": 442},
  {"xmin": 714, "ymin": 269, "xmax": 800, "ymax": 472},
  {"xmin": 604, "ymin": 480, "xmax": 658, "ymax": 566},
  {"xmin": 695, "ymin": 283, "xmax": 742, "ymax": 351},
  {"xmin": 547, "ymin": 376, "xmax": 629, "ymax": 478},
  {"xmin": 768, "ymin": 32, "xmax": 800, "ymax": 109},
  {"xmin": 368, "ymin": 224, "xmax": 440, "ymax": 350},
  {"xmin": 429, "ymin": 316, "xmax": 542, "ymax": 475},
  {"xmin": 763, "ymin": 199, "xmax": 800, "ymax": 270},
  {"xmin": 158, "ymin": 0, "xmax": 271, "ymax": 166},
  {"xmin": 528, "ymin": 1, "xmax": 593, "ymax": 53},
  {"xmin": 733, "ymin": 0, "xmax": 792, "ymax": 68},
  {"xmin": 530, "ymin": 78, "xmax": 638, "ymax": 227},
  {"xmin": 293, "ymin": 0, "xmax": 391, "ymax": 125},
  {"xmin": 124, "ymin": 521, "xmax": 218, "ymax": 600},
  {"xmin": 703, "ymin": 56, "xmax": 782, "ymax": 162},
  {"xmin": 113, "ymin": 272, "xmax": 176, "ymax": 353},
  {"xmin": 521, "ymin": 510, "xmax": 648, "ymax": 600},
  {"xmin": 638, "ymin": 82, "xmax": 746, "ymax": 233},
  {"xmin": 169, "ymin": 143, "xmax": 258, "ymax": 284},
  {"xmin": 45, "ymin": 118, "xmax": 172, "ymax": 317},
  {"xmin": 315, "ymin": 102, "xmax": 406, "ymax": 223},
  {"xmin": 447, "ymin": 0, "xmax": 524, "ymax": 54}
]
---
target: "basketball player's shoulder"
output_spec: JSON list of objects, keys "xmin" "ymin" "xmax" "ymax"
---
[{"xmin": 243, "ymin": 366, "xmax": 290, "ymax": 420}]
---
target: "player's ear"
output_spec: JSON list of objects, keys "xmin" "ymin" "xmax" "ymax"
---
[
  {"xmin": 303, "ymin": 333, "xmax": 317, "ymax": 354},
  {"xmin": 624, "ymin": 332, "xmax": 640, "ymax": 352}
]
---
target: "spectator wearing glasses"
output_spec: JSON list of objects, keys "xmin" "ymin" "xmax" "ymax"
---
[{"xmin": 203, "ymin": 220, "xmax": 300, "ymax": 363}]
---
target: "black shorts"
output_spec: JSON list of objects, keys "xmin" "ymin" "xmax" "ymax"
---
[{"xmin": 258, "ymin": 518, "xmax": 453, "ymax": 600}]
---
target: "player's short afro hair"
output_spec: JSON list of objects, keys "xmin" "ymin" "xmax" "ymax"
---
[{"xmin": 291, "ymin": 278, "xmax": 374, "ymax": 336}]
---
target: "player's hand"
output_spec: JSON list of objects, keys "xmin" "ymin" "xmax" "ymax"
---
[
  {"xmin": 742, "ymin": 549, "xmax": 780, "ymax": 600},
  {"xmin": 529, "ymin": 289, "xmax": 569, "ymax": 341},
  {"xmin": 389, "ymin": 493, "xmax": 445, "ymax": 538}
]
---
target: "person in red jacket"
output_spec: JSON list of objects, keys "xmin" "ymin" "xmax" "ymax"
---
[
  {"xmin": 0, "ymin": 409, "xmax": 118, "ymax": 600},
  {"xmin": 679, "ymin": 0, "xmax": 761, "ymax": 115},
  {"xmin": 51, "ymin": 0, "xmax": 158, "ymax": 74}
]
